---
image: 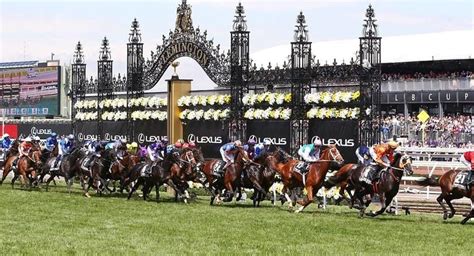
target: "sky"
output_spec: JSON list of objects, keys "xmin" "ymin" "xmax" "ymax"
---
[{"xmin": 0, "ymin": 0, "xmax": 473, "ymax": 91}]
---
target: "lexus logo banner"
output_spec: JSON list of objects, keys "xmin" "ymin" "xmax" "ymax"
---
[
  {"xmin": 18, "ymin": 123, "xmax": 72, "ymax": 139},
  {"xmin": 75, "ymin": 121, "xmax": 99, "ymax": 142},
  {"xmin": 308, "ymin": 120, "xmax": 358, "ymax": 163},
  {"xmin": 247, "ymin": 120, "xmax": 291, "ymax": 152},
  {"xmin": 183, "ymin": 121, "xmax": 228, "ymax": 158},
  {"xmin": 134, "ymin": 120, "xmax": 167, "ymax": 144}
]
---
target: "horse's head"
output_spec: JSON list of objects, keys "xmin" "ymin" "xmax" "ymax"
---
[
  {"xmin": 393, "ymin": 152, "xmax": 413, "ymax": 176},
  {"xmin": 321, "ymin": 144, "xmax": 344, "ymax": 167},
  {"xmin": 273, "ymin": 147, "xmax": 290, "ymax": 163},
  {"xmin": 235, "ymin": 146, "xmax": 251, "ymax": 164},
  {"xmin": 191, "ymin": 147, "xmax": 205, "ymax": 171}
]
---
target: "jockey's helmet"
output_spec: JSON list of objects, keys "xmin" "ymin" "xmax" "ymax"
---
[
  {"xmin": 234, "ymin": 140, "xmax": 242, "ymax": 147},
  {"xmin": 68, "ymin": 134, "xmax": 75, "ymax": 140},
  {"xmin": 24, "ymin": 137, "xmax": 32, "ymax": 143},
  {"xmin": 188, "ymin": 141, "xmax": 196, "ymax": 148},
  {"xmin": 313, "ymin": 136, "xmax": 322, "ymax": 146},
  {"xmin": 175, "ymin": 142, "xmax": 183, "ymax": 148},
  {"xmin": 51, "ymin": 132, "xmax": 57, "ymax": 137},
  {"xmin": 388, "ymin": 140, "xmax": 399, "ymax": 149},
  {"xmin": 131, "ymin": 142, "xmax": 138, "ymax": 148},
  {"xmin": 247, "ymin": 138, "xmax": 256, "ymax": 145},
  {"xmin": 2, "ymin": 133, "xmax": 9, "ymax": 138}
]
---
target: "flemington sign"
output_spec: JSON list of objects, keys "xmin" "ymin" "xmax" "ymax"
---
[{"xmin": 161, "ymin": 42, "xmax": 210, "ymax": 67}]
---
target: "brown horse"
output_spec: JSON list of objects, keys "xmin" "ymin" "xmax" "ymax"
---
[
  {"xmin": 418, "ymin": 170, "xmax": 474, "ymax": 224},
  {"xmin": 222, "ymin": 147, "xmax": 252, "ymax": 202},
  {"xmin": 201, "ymin": 159, "xmax": 226, "ymax": 205},
  {"xmin": 0, "ymin": 140, "xmax": 21, "ymax": 185},
  {"xmin": 324, "ymin": 163, "xmax": 360, "ymax": 206},
  {"xmin": 10, "ymin": 150, "xmax": 42, "ymax": 189},
  {"xmin": 266, "ymin": 145, "xmax": 344, "ymax": 212},
  {"xmin": 349, "ymin": 153, "xmax": 413, "ymax": 217}
]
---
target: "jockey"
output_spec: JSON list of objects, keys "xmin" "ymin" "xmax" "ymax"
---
[
  {"xmin": 254, "ymin": 138, "xmax": 272, "ymax": 161},
  {"xmin": 355, "ymin": 144, "xmax": 372, "ymax": 166},
  {"xmin": 367, "ymin": 140, "xmax": 399, "ymax": 183},
  {"xmin": 126, "ymin": 142, "xmax": 138, "ymax": 155},
  {"xmin": 105, "ymin": 139, "xmax": 127, "ymax": 159},
  {"xmin": 219, "ymin": 140, "xmax": 242, "ymax": 170},
  {"xmin": 82, "ymin": 140, "xmax": 103, "ymax": 171},
  {"xmin": 188, "ymin": 141, "xmax": 196, "ymax": 149},
  {"xmin": 1, "ymin": 133, "xmax": 12, "ymax": 150},
  {"xmin": 459, "ymin": 151, "xmax": 474, "ymax": 183},
  {"xmin": 243, "ymin": 138, "xmax": 256, "ymax": 160},
  {"xmin": 54, "ymin": 134, "xmax": 75, "ymax": 169},
  {"xmin": 13, "ymin": 137, "xmax": 33, "ymax": 170},
  {"xmin": 298, "ymin": 136, "xmax": 322, "ymax": 162},
  {"xmin": 147, "ymin": 140, "xmax": 165, "ymax": 162},
  {"xmin": 45, "ymin": 133, "xmax": 58, "ymax": 152}
]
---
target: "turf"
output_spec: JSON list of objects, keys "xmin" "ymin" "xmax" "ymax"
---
[{"xmin": 0, "ymin": 181, "xmax": 472, "ymax": 256}]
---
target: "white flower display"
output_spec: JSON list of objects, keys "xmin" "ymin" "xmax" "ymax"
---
[
  {"xmin": 179, "ymin": 108, "xmax": 231, "ymax": 121},
  {"xmin": 131, "ymin": 110, "xmax": 167, "ymax": 121},
  {"xmin": 304, "ymin": 91, "xmax": 361, "ymax": 104},
  {"xmin": 244, "ymin": 107, "xmax": 292, "ymax": 120},
  {"xmin": 242, "ymin": 92, "xmax": 292, "ymax": 106},
  {"xmin": 307, "ymin": 107, "xmax": 360, "ymax": 119}
]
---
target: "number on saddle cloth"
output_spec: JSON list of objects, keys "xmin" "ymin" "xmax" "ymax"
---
[
  {"xmin": 212, "ymin": 161, "xmax": 226, "ymax": 177},
  {"xmin": 294, "ymin": 161, "xmax": 309, "ymax": 175},
  {"xmin": 454, "ymin": 171, "xmax": 472, "ymax": 187}
]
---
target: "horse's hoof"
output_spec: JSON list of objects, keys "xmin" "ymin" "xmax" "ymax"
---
[
  {"xmin": 460, "ymin": 217, "xmax": 470, "ymax": 225},
  {"xmin": 449, "ymin": 212, "xmax": 456, "ymax": 219},
  {"xmin": 84, "ymin": 193, "xmax": 91, "ymax": 198},
  {"xmin": 366, "ymin": 211, "xmax": 376, "ymax": 217},
  {"xmin": 443, "ymin": 212, "xmax": 448, "ymax": 220}
]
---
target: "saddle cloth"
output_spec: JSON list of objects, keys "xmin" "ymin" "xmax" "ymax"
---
[
  {"xmin": 140, "ymin": 164, "xmax": 150, "ymax": 177},
  {"xmin": 360, "ymin": 165, "xmax": 380, "ymax": 184},
  {"xmin": 293, "ymin": 161, "xmax": 309, "ymax": 175},
  {"xmin": 454, "ymin": 171, "xmax": 472, "ymax": 187},
  {"xmin": 212, "ymin": 161, "xmax": 226, "ymax": 177}
]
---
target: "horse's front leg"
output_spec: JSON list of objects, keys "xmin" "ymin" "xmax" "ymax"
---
[{"xmin": 295, "ymin": 185, "xmax": 313, "ymax": 213}]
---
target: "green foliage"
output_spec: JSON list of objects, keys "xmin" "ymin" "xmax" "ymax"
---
[{"xmin": 0, "ymin": 183, "xmax": 472, "ymax": 255}]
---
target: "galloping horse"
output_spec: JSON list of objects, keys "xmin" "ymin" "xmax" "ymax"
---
[
  {"xmin": 418, "ymin": 169, "xmax": 474, "ymax": 224},
  {"xmin": 349, "ymin": 153, "xmax": 413, "ymax": 217},
  {"xmin": 266, "ymin": 145, "xmax": 344, "ymax": 212},
  {"xmin": 10, "ymin": 149, "xmax": 42, "ymax": 188},
  {"xmin": 324, "ymin": 163, "xmax": 360, "ymax": 206},
  {"xmin": 222, "ymin": 147, "xmax": 252, "ymax": 202},
  {"xmin": 0, "ymin": 140, "xmax": 21, "ymax": 184}
]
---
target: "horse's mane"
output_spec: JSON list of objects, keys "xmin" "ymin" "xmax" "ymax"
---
[{"xmin": 392, "ymin": 152, "xmax": 403, "ymax": 165}]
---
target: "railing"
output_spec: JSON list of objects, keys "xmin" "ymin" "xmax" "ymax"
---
[
  {"xmin": 381, "ymin": 124, "xmax": 474, "ymax": 147},
  {"xmin": 382, "ymin": 78, "xmax": 473, "ymax": 92}
]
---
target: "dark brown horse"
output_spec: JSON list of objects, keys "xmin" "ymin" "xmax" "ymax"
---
[
  {"xmin": 418, "ymin": 170, "xmax": 474, "ymax": 224},
  {"xmin": 324, "ymin": 163, "xmax": 360, "ymax": 206},
  {"xmin": 349, "ymin": 153, "xmax": 413, "ymax": 217},
  {"xmin": 0, "ymin": 140, "xmax": 21, "ymax": 185},
  {"xmin": 222, "ymin": 147, "xmax": 252, "ymax": 202}
]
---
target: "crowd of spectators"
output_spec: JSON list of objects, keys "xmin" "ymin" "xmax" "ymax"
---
[
  {"xmin": 382, "ymin": 71, "xmax": 472, "ymax": 81},
  {"xmin": 380, "ymin": 114, "xmax": 474, "ymax": 148}
]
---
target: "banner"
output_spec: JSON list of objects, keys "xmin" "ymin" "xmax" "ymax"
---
[
  {"xmin": 246, "ymin": 120, "xmax": 291, "ymax": 152},
  {"xmin": 18, "ymin": 123, "xmax": 72, "ymax": 139},
  {"xmin": 184, "ymin": 121, "xmax": 228, "ymax": 158},
  {"xmin": 0, "ymin": 124, "xmax": 18, "ymax": 138},
  {"xmin": 75, "ymin": 121, "xmax": 99, "ymax": 142},
  {"xmin": 102, "ymin": 121, "xmax": 128, "ymax": 141},
  {"xmin": 134, "ymin": 120, "xmax": 167, "ymax": 144},
  {"xmin": 308, "ymin": 120, "xmax": 358, "ymax": 163}
]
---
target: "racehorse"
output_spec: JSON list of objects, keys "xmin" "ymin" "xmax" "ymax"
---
[
  {"xmin": 38, "ymin": 141, "xmax": 59, "ymax": 184},
  {"xmin": 222, "ymin": 147, "xmax": 253, "ymax": 202},
  {"xmin": 266, "ymin": 145, "xmax": 344, "ymax": 212},
  {"xmin": 86, "ymin": 149, "xmax": 117, "ymax": 196},
  {"xmin": 10, "ymin": 149, "xmax": 42, "ymax": 189},
  {"xmin": 349, "ymin": 153, "xmax": 413, "ymax": 217},
  {"xmin": 324, "ymin": 163, "xmax": 360, "ymax": 206},
  {"xmin": 44, "ymin": 147, "xmax": 88, "ymax": 195},
  {"xmin": 0, "ymin": 140, "xmax": 21, "ymax": 184},
  {"xmin": 417, "ymin": 170, "xmax": 474, "ymax": 224}
]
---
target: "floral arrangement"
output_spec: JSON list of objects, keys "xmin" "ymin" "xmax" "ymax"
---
[
  {"xmin": 177, "ymin": 95, "xmax": 231, "ymax": 107},
  {"xmin": 179, "ymin": 109, "xmax": 231, "ymax": 121},
  {"xmin": 242, "ymin": 92, "xmax": 292, "ymax": 106},
  {"xmin": 304, "ymin": 91, "xmax": 360, "ymax": 104},
  {"xmin": 131, "ymin": 110, "xmax": 167, "ymax": 121},
  {"xmin": 74, "ymin": 100, "xmax": 97, "ymax": 110},
  {"xmin": 244, "ymin": 107, "xmax": 292, "ymax": 120},
  {"xmin": 74, "ymin": 97, "xmax": 167, "ymax": 110},
  {"xmin": 101, "ymin": 111, "xmax": 127, "ymax": 121},
  {"xmin": 306, "ymin": 107, "xmax": 360, "ymax": 119},
  {"xmin": 75, "ymin": 112, "xmax": 98, "ymax": 121}
]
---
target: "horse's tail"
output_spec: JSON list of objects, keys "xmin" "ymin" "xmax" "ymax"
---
[{"xmin": 416, "ymin": 176, "xmax": 440, "ymax": 187}]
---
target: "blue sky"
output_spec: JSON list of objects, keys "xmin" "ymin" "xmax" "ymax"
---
[{"xmin": 1, "ymin": 0, "xmax": 472, "ymax": 90}]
